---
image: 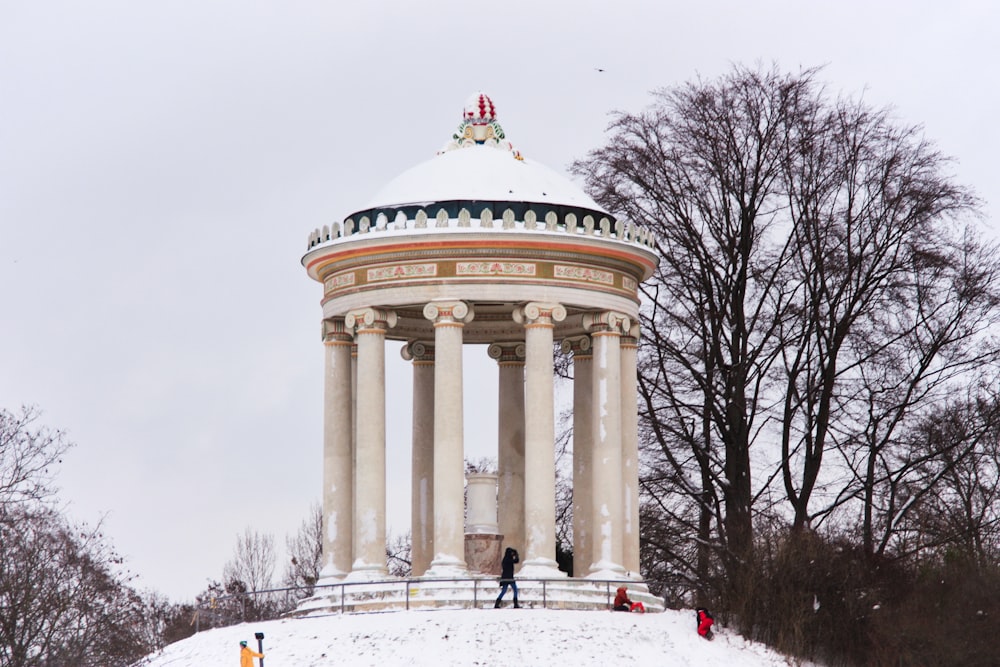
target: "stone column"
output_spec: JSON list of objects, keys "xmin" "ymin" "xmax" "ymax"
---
[
  {"xmin": 621, "ymin": 323, "xmax": 642, "ymax": 578},
  {"xmin": 318, "ymin": 318, "xmax": 353, "ymax": 583},
  {"xmin": 561, "ymin": 336, "xmax": 593, "ymax": 577},
  {"xmin": 424, "ymin": 300, "xmax": 474, "ymax": 575},
  {"xmin": 513, "ymin": 301, "xmax": 567, "ymax": 577},
  {"xmin": 584, "ymin": 311, "xmax": 629, "ymax": 578},
  {"xmin": 488, "ymin": 342, "xmax": 526, "ymax": 556},
  {"xmin": 350, "ymin": 340, "xmax": 358, "ymax": 559},
  {"xmin": 344, "ymin": 307, "xmax": 396, "ymax": 580},
  {"xmin": 402, "ymin": 341, "xmax": 434, "ymax": 576}
]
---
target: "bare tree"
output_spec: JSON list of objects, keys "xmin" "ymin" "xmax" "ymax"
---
[
  {"xmin": 386, "ymin": 532, "xmax": 412, "ymax": 578},
  {"xmin": 283, "ymin": 502, "xmax": 323, "ymax": 598},
  {"xmin": 859, "ymin": 391, "xmax": 1000, "ymax": 561},
  {"xmin": 222, "ymin": 527, "xmax": 276, "ymax": 620},
  {"xmin": 573, "ymin": 64, "xmax": 815, "ymax": 595},
  {"xmin": 0, "ymin": 405, "xmax": 71, "ymax": 507},
  {"xmin": 0, "ymin": 408, "xmax": 153, "ymax": 666},
  {"xmin": 572, "ymin": 63, "xmax": 1000, "ymax": 618},
  {"xmin": 0, "ymin": 506, "xmax": 151, "ymax": 667},
  {"xmin": 777, "ymin": 92, "xmax": 997, "ymax": 535},
  {"xmin": 920, "ymin": 399, "xmax": 1000, "ymax": 568}
]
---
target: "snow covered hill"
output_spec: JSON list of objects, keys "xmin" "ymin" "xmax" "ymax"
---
[{"xmin": 139, "ymin": 608, "xmax": 818, "ymax": 666}]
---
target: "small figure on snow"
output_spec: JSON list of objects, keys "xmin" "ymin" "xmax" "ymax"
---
[
  {"xmin": 695, "ymin": 607, "xmax": 715, "ymax": 640},
  {"xmin": 612, "ymin": 585, "xmax": 645, "ymax": 612},
  {"xmin": 494, "ymin": 547, "xmax": 521, "ymax": 608},
  {"xmin": 239, "ymin": 640, "xmax": 264, "ymax": 667}
]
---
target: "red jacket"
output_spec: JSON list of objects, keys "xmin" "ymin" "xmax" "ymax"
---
[
  {"xmin": 696, "ymin": 608, "xmax": 715, "ymax": 636},
  {"xmin": 614, "ymin": 586, "xmax": 631, "ymax": 608}
]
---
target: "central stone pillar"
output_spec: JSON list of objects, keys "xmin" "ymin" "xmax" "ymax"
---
[
  {"xmin": 514, "ymin": 301, "xmax": 567, "ymax": 577},
  {"xmin": 585, "ymin": 311, "xmax": 629, "ymax": 578},
  {"xmin": 489, "ymin": 342, "xmax": 526, "ymax": 556},
  {"xmin": 319, "ymin": 318, "xmax": 353, "ymax": 582},
  {"xmin": 345, "ymin": 307, "xmax": 396, "ymax": 580},
  {"xmin": 402, "ymin": 341, "xmax": 435, "ymax": 576},
  {"xmin": 424, "ymin": 300, "xmax": 474, "ymax": 575},
  {"xmin": 465, "ymin": 472, "xmax": 503, "ymax": 575}
]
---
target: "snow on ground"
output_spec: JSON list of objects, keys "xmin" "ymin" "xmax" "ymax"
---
[{"xmin": 140, "ymin": 608, "xmax": 816, "ymax": 667}]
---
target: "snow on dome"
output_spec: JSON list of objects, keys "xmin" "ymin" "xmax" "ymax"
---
[
  {"xmin": 345, "ymin": 93, "xmax": 610, "ymax": 220},
  {"xmin": 361, "ymin": 148, "xmax": 607, "ymax": 213}
]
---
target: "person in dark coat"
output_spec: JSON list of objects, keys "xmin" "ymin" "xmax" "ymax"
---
[
  {"xmin": 696, "ymin": 607, "xmax": 715, "ymax": 639},
  {"xmin": 494, "ymin": 547, "xmax": 520, "ymax": 608}
]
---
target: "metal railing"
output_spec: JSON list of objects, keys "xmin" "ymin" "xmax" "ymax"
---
[{"xmin": 193, "ymin": 576, "xmax": 659, "ymax": 630}]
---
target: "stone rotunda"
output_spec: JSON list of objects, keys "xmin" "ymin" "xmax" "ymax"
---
[{"xmin": 297, "ymin": 93, "xmax": 661, "ymax": 613}]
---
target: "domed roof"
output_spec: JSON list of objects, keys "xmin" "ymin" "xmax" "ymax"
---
[{"xmin": 346, "ymin": 93, "xmax": 610, "ymax": 221}]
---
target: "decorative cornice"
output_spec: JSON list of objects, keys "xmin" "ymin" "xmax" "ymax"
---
[{"xmin": 305, "ymin": 206, "xmax": 658, "ymax": 252}]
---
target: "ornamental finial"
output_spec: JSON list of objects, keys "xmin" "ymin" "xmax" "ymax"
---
[
  {"xmin": 439, "ymin": 92, "xmax": 523, "ymax": 159},
  {"xmin": 463, "ymin": 92, "xmax": 497, "ymax": 124}
]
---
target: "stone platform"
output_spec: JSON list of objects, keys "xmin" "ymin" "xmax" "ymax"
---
[{"xmin": 289, "ymin": 576, "xmax": 665, "ymax": 616}]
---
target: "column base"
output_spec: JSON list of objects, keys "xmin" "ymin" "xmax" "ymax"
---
[
  {"xmin": 586, "ymin": 560, "xmax": 629, "ymax": 581},
  {"xmin": 344, "ymin": 561, "xmax": 390, "ymax": 582},
  {"xmin": 517, "ymin": 558, "xmax": 567, "ymax": 579},
  {"xmin": 316, "ymin": 563, "xmax": 348, "ymax": 586},
  {"xmin": 424, "ymin": 554, "xmax": 468, "ymax": 578}
]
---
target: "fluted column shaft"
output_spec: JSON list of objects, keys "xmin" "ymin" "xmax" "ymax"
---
[
  {"xmin": 489, "ymin": 342, "xmax": 526, "ymax": 555},
  {"xmin": 404, "ymin": 341, "xmax": 435, "ymax": 576},
  {"xmin": 319, "ymin": 319, "xmax": 353, "ymax": 582},
  {"xmin": 621, "ymin": 326, "xmax": 641, "ymax": 577},
  {"xmin": 515, "ymin": 301, "xmax": 566, "ymax": 576},
  {"xmin": 345, "ymin": 307, "xmax": 396, "ymax": 579},
  {"xmin": 585, "ymin": 311, "xmax": 628, "ymax": 577},
  {"xmin": 425, "ymin": 300, "xmax": 473, "ymax": 573},
  {"xmin": 562, "ymin": 336, "xmax": 594, "ymax": 577}
]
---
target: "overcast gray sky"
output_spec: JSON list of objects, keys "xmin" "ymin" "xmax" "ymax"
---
[{"xmin": 2, "ymin": 1, "xmax": 997, "ymax": 602}]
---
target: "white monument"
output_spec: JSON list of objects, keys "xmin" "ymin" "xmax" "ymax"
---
[{"xmin": 297, "ymin": 93, "xmax": 661, "ymax": 612}]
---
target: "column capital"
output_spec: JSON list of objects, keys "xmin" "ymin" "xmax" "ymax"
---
[
  {"xmin": 560, "ymin": 335, "xmax": 592, "ymax": 356},
  {"xmin": 621, "ymin": 322, "xmax": 641, "ymax": 348},
  {"xmin": 345, "ymin": 307, "xmax": 398, "ymax": 332},
  {"xmin": 513, "ymin": 301, "xmax": 566, "ymax": 325},
  {"xmin": 487, "ymin": 342, "xmax": 526, "ymax": 363},
  {"xmin": 582, "ymin": 310, "xmax": 630, "ymax": 335},
  {"xmin": 401, "ymin": 340, "xmax": 435, "ymax": 362},
  {"xmin": 322, "ymin": 317, "xmax": 353, "ymax": 343},
  {"xmin": 423, "ymin": 300, "xmax": 474, "ymax": 324}
]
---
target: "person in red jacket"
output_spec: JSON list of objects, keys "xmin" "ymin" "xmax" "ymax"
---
[
  {"xmin": 612, "ymin": 585, "xmax": 647, "ymax": 612},
  {"xmin": 696, "ymin": 607, "xmax": 715, "ymax": 640},
  {"xmin": 239, "ymin": 640, "xmax": 264, "ymax": 667},
  {"xmin": 613, "ymin": 585, "xmax": 632, "ymax": 611}
]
